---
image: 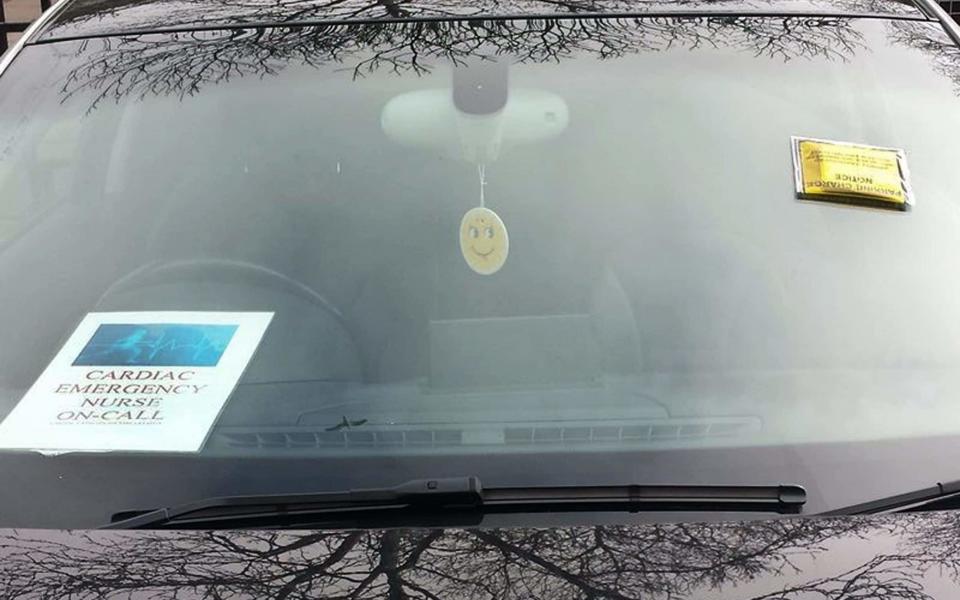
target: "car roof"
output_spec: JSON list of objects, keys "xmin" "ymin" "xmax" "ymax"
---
[{"xmin": 35, "ymin": 0, "xmax": 929, "ymax": 43}]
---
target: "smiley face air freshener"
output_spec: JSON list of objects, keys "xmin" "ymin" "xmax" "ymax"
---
[
  {"xmin": 460, "ymin": 165, "xmax": 509, "ymax": 275},
  {"xmin": 460, "ymin": 206, "xmax": 509, "ymax": 275}
]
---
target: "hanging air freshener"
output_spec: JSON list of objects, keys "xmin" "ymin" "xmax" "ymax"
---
[{"xmin": 460, "ymin": 165, "xmax": 509, "ymax": 275}]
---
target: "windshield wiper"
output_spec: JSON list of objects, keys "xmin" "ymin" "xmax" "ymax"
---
[
  {"xmin": 105, "ymin": 477, "xmax": 806, "ymax": 529},
  {"xmin": 822, "ymin": 479, "xmax": 960, "ymax": 516}
]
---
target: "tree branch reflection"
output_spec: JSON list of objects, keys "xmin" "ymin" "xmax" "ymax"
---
[
  {"xmin": 58, "ymin": 16, "xmax": 868, "ymax": 110},
  {"xmin": 47, "ymin": 0, "xmax": 919, "ymax": 33},
  {"xmin": 3, "ymin": 514, "xmax": 960, "ymax": 599}
]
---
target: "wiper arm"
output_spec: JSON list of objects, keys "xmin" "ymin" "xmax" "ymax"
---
[
  {"xmin": 822, "ymin": 479, "xmax": 960, "ymax": 516},
  {"xmin": 105, "ymin": 477, "xmax": 806, "ymax": 530}
]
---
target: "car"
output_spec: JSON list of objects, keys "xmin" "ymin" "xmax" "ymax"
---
[{"xmin": 2, "ymin": 0, "xmax": 960, "ymax": 597}]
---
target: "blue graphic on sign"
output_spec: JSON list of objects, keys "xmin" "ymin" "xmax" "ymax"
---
[{"xmin": 73, "ymin": 323, "xmax": 238, "ymax": 367}]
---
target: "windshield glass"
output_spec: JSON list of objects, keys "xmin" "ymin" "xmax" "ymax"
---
[{"xmin": 2, "ymin": 13, "xmax": 960, "ymax": 527}]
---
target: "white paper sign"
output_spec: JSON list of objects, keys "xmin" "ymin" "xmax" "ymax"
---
[{"xmin": 0, "ymin": 311, "xmax": 273, "ymax": 453}]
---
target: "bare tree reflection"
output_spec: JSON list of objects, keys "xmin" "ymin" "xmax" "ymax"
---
[
  {"xmin": 50, "ymin": 1, "xmax": 959, "ymax": 113},
  {"xmin": 58, "ymin": 15, "xmax": 867, "ymax": 110},
  {"xmin": 4, "ymin": 514, "xmax": 960, "ymax": 599},
  {"xmin": 745, "ymin": 512, "xmax": 960, "ymax": 600},
  {"xmin": 888, "ymin": 19, "xmax": 960, "ymax": 92},
  {"xmin": 47, "ymin": 0, "xmax": 919, "ymax": 34}
]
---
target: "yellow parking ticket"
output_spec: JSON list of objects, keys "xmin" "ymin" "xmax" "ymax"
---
[{"xmin": 791, "ymin": 137, "xmax": 913, "ymax": 210}]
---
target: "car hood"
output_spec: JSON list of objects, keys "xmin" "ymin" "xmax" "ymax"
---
[{"xmin": 2, "ymin": 510, "xmax": 959, "ymax": 598}]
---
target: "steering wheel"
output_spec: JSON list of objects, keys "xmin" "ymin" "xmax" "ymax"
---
[{"xmin": 94, "ymin": 258, "xmax": 363, "ymax": 384}]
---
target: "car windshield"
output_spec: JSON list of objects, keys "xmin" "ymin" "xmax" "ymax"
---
[{"xmin": 2, "ymin": 6, "xmax": 960, "ymax": 528}]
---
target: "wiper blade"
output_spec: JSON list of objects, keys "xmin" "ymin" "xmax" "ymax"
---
[
  {"xmin": 106, "ymin": 477, "xmax": 806, "ymax": 530},
  {"xmin": 822, "ymin": 479, "xmax": 960, "ymax": 516}
]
